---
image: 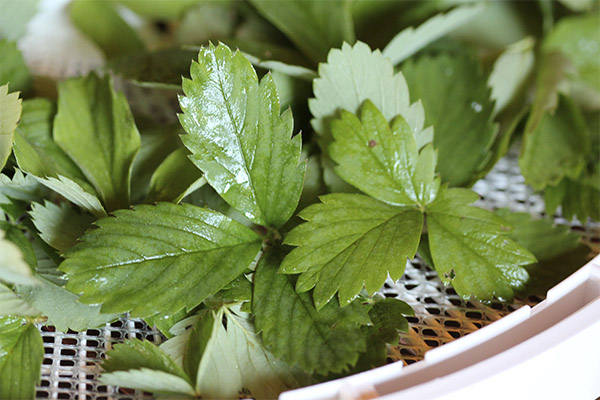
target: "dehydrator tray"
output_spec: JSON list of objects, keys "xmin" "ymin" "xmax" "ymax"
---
[{"xmin": 35, "ymin": 152, "xmax": 600, "ymax": 400}]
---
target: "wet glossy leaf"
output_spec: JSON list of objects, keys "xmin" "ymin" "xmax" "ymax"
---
[
  {"xmin": 179, "ymin": 43, "xmax": 304, "ymax": 228},
  {"xmin": 281, "ymin": 193, "xmax": 422, "ymax": 309},
  {"xmin": 426, "ymin": 188, "xmax": 536, "ymax": 302},
  {"xmin": 254, "ymin": 250, "xmax": 371, "ymax": 375},
  {"xmin": 60, "ymin": 202, "xmax": 262, "ymax": 318}
]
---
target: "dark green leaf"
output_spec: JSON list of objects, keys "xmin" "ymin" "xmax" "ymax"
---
[
  {"xmin": 281, "ymin": 193, "xmax": 423, "ymax": 309},
  {"xmin": 330, "ymin": 100, "xmax": 440, "ymax": 208},
  {"xmin": 426, "ymin": 188, "xmax": 536, "ymax": 302},
  {"xmin": 254, "ymin": 249, "xmax": 371, "ymax": 375},
  {"xmin": 248, "ymin": 0, "xmax": 354, "ymax": 63},
  {"xmin": 179, "ymin": 43, "xmax": 305, "ymax": 228},
  {"xmin": 147, "ymin": 147, "xmax": 205, "ymax": 204},
  {"xmin": 60, "ymin": 202, "xmax": 262, "ymax": 318},
  {"xmin": 0, "ymin": 316, "xmax": 44, "ymax": 400},
  {"xmin": 402, "ymin": 53, "xmax": 498, "ymax": 187},
  {"xmin": 53, "ymin": 74, "xmax": 141, "ymax": 211}
]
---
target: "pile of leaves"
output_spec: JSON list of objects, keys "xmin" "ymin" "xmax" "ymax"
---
[{"xmin": 0, "ymin": 0, "xmax": 597, "ymax": 398}]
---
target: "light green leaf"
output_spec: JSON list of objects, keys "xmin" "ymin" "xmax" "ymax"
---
[
  {"xmin": 402, "ymin": 53, "xmax": 498, "ymax": 187},
  {"xmin": 53, "ymin": 74, "xmax": 141, "ymax": 211},
  {"xmin": 281, "ymin": 193, "xmax": 423, "ymax": 309},
  {"xmin": 30, "ymin": 200, "xmax": 95, "ymax": 254},
  {"xmin": 115, "ymin": 0, "xmax": 201, "ymax": 20},
  {"xmin": 488, "ymin": 37, "xmax": 536, "ymax": 117},
  {"xmin": 60, "ymin": 202, "xmax": 262, "ymax": 318},
  {"xmin": 0, "ymin": 169, "xmax": 45, "ymax": 206},
  {"xmin": 0, "ymin": 224, "xmax": 38, "ymax": 286},
  {"xmin": 34, "ymin": 175, "xmax": 106, "ymax": 218},
  {"xmin": 147, "ymin": 147, "xmax": 205, "ymax": 204},
  {"xmin": 0, "ymin": 0, "xmax": 40, "ymax": 41},
  {"xmin": 242, "ymin": 52, "xmax": 317, "ymax": 81},
  {"xmin": 194, "ymin": 307, "xmax": 311, "ymax": 399},
  {"xmin": 426, "ymin": 188, "xmax": 536, "ymax": 302},
  {"xmin": 254, "ymin": 249, "xmax": 371, "ymax": 374},
  {"xmin": 382, "ymin": 4, "xmax": 484, "ymax": 65},
  {"xmin": 558, "ymin": 0, "xmax": 596, "ymax": 11},
  {"xmin": 70, "ymin": 0, "xmax": 144, "ymax": 58},
  {"xmin": 102, "ymin": 339, "xmax": 195, "ymax": 396},
  {"xmin": 330, "ymin": 100, "xmax": 440, "ymax": 208},
  {"xmin": 0, "ymin": 316, "xmax": 44, "ymax": 400},
  {"xmin": 179, "ymin": 43, "xmax": 305, "ymax": 228},
  {"xmin": 310, "ymin": 41, "xmax": 433, "ymax": 149},
  {"xmin": 519, "ymin": 95, "xmax": 588, "ymax": 190},
  {"xmin": 13, "ymin": 99, "xmax": 93, "ymax": 191},
  {"xmin": 17, "ymin": 277, "xmax": 119, "ymax": 332},
  {"xmin": 0, "ymin": 84, "xmax": 21, "ymax": 170},
  {"xmin": 0, "ymin": 283, "xmax": 39, "ymax": 316},
  {"xmin": 248, "ymin": 0, "xmax": 354, "ymax": 63},
  {"xmin": 0, "ymin": 40, "xmax": 31, "ymax": 93},
  {"xmin": 495, "ymin": 209, "xmax": 591, "ymax": 296}
]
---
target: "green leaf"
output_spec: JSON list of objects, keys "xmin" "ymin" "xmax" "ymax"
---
[
  {"xmin": 70, "ymin": 0, "xmax": 144, "ymax": 58},
  {"xmin": 0, "ymin": 40, "xmax": 31, "ymax": 93},
  {"xmin": 179, "ymin": 43, "xmax": 305, "ymax": 228},
  {"xmin": 545, "ymin": 175, "xmax": 600, "ymax": 223},
  {"xmin": 0, "ymin": 169, "xmax": 46, "ymax": 206},
  {"xmin": 402, "ymin": 53, "xmax": 498, "ymax": 187},
  {"xmin": 281, "ymin": 193, "xmax": 423, "ymax": 309},
  {"xmin": 101, "ymin": 339, "xmax": 195, "ymax": 397},
  {"xmin": 13, "ymin": 99, "xmax": 93, "ymax": 190},
  {"xmin": 30, "ymin": 200, "xmax": 95, "ymax": 254},
  {"xmin": 0, "ymin": 283, "xmax": 39, "ymax": 316},
  {"xmin": 147, "ymin": 147, "xmax": 205, "ymax": 204},
  {"xmin": 17, "ymin": 277, "xmax": 120, "ymax": 332},
  {"xmin": 0, "ymin": 223, "xmax": 39, "ymax": 286},
  {"xmin": 330, "ymin": 100, "xmax": 440, "ymax": 208},
  {"xmin": 488, "ymin": 37, "xmax": 536, "ymax": 117},
  {"xmin": 34, "ymin": 175, "xmax": 106, "ymax": 218},
  {"xmin": 310, "ymin": 41, "xmax": 433, "ymax": 149},
  {"xmin": 194, "ymin": 307, "xmax": 311, "ymax": 399},
  {"xmin": 115, "ymin": 0, "xmax": 201, "ymax": 20},
  {"xmin": 494, "ymin": 209, "xmax": 591, "ymax": 296},
  {"xmin": 248, "ymin": 0, "xmax": 354, "ymax": 63},
  {"xmin": 382, "ymin": 4, "xmax": 484, "ymax": 65},
  {"xmin": 0, "ymin": 84, "xmax": 21, "ymax": 171},
  {"xmin": 53, "ymin": 74, "xmax": 141, "ymax": 211},
  {"xmin": 426, "ymin": 188, "xmax": 536, "ymax": 302},
  {"xmin": 558, "ymin": 0, "xmax": 596, "ymax": 11},
  {"xmin": 242, "ymin": 52, "xmax": 318, "ymax": 82},
  {"xmin": 254, "ymin": 249, "xmax": 371, "ymax": 374},
  {"xmin": 0, "ymin": 0, "xmax": 40, "ymax": 41},
  {"xmin": 60, "ymin": 202, "xmax": 262, "ymax": 318},
  {"xmin": 519, "ymin": 95, "xmax": 588, "ymax": 190},
  {"xmin": 0, "ymin": 316, "xmax": 44, "ymax": 400}
]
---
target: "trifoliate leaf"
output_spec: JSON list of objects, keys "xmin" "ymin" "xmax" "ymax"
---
[
  {"xmin": 0, "ymin": 283, "xmax": 39, "ymax": 316},
  {"xmin": 179, "ymin": 43, "xmax": 304, "ymax": 228},
  {"xmin": 426, "ymin": 188, "xmax": 536, "ymax": 302},
  {"xmin": 281, "ymin": 193, "xmax": 423, "ymax": 309},
  {"xmin": 330, "ymin": 100, "xmax": 440, "ymax": 208},
  {"xmin": 53, "ymin": 74, "xmax": 141, "ymax": 211},
  {"xmin": 488, "ymin": 37, "xmax": 536, "ymax": 117},
  {"xmin": 382, "ymin": 4, "xmax": 484, "ymax": 65},
  {"xmin": 70, "ymin": 0, "xmax": 144, "ymax": 58},
  {"xmin": 254, "ymin": 249, "xmax": 371, "ymax": 375},
  {"xmin": 193, "ymin": 307, "xmax": 311, "ymax": 399},
  {"xmin": 60, "ymin": 202, "xmax": 262, "ymax": 318},
  {"xmin": 30, "ymin": 200, "xmax": 95, "ymax": 254},
  {"xmin": 0, "ymin": 316, "xmax": 44, "ymax": 400},
  {"xmin": 0, "ymin": 223, "xmax": 38, "ymax": 286},
  {"xmin": 34, "ymin": 175, "xmax": 106, "ymax": 218},
  {"xmin": 0, "ymin": 84, "xmax": 21, "ymax": 170},
  {"xmin": 101, "ymin": 339, "xmax": 195, "ymax": 397},
  {"xmin": 519, "ymin": 95, "xmax": 588, "ymax": 190},
  {"xmin": 12, "ymin": 99, "xmax": 93, "ymax": 192},
  {"xmin": 147, "ymin": 147, "xmax": 205, "ymax": 204},
  {"xmin": 310, "ymin": 41, "xmax": 433, "ymax": 149},
  {"xmin": 17, "ymin": 277, "xmax": 120, "ymax": 332},
  {"xmin": 248, "ymin": 0, "xmax": 354, "ymax": 63},
  {"xmin": 495, "ymin": 209, "xmax": 591, "ymax": 296},
  {"xmin": 402, "ymin": 53, "xmax": 498, "ymax": 187},
  {"xmin": 0, "ymin": 40, "xmax": 31, "ymax": 93}
]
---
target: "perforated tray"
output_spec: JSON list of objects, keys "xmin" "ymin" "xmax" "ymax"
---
[{"xmin": 35, "ymin": 153, "xmax": 600, "ymax": 399}]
